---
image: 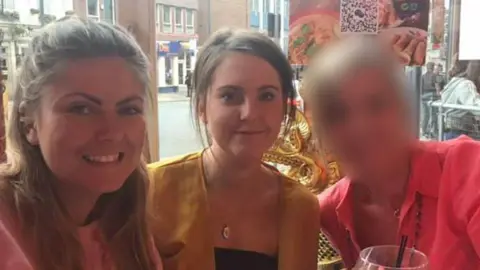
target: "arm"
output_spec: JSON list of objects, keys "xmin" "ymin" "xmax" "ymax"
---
[
  {"xmin": 294, "ymin": 194, "xmax": 321, "ymax": 270},
  {"xmin": 456, "ymin": 80, "xmax": 480, "ymax": 107}
]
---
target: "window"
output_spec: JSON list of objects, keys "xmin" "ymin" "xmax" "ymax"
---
[
  {"xmin": 175, "ymin": 8, "xmax": 183, "ymax": 26},
  {"xmin": 186, "ymin": 10, "xmax": 194, "ymax": 34},
  {"xmin": 103, "ymin": 0, "xmax": 115, "ymax": 24},
  {"xmin": 163, "ymin": 6, "xmax": 171, "ymax": 24},
  {"xmin": 4, "ymin": 0, "xmax": 14, "ymax": 10},
  {"xmin": 87, "ymin": 0, "xmax": 99, "ymax": 18},
  {"xmin": 186, "ymin": 10, "xmax": 194, "ymax": 26},
  {"xmin": 156, "ymin": 4, "xmax": 161, "ymax": 26},
  {"xmin": 251, "ymin": 0, "xmax": 259, "ymax": 12},
  {"xmin": 162, "ymin": 5, "xmax": 172, "ymax": 33}
]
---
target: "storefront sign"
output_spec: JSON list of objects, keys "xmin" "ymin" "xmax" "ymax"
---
[
  {"xmin": 288, "ymin": 0, "xmax": 430, "ymax": 66},
  {"xmin": 157, "ymin": 40, "xmax": 197, "ymax": 57},
  {"xmin": 157, "ymin": 41, "xmax": 182, "ymax": 56}
]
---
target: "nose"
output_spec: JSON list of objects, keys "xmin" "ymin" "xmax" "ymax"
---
[
  {"xmin": 239, "ymin": 99, "xmax": 260, "ymax": 120},
  {"xmin": 95, "ymin": 114, "xmax": 125, "ymax": 143}
]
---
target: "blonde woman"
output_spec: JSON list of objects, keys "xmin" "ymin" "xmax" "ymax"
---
[
  {"xmin": 0, "ymin": 17, "xmax": 163, "ymax": 269},
  {"xmin": 304, "ymin": 36, "xmax": 480, "ymax": 269}
]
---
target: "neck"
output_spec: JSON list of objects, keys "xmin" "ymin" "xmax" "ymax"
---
[
  {"xmin": 54, "ymin": 181, "xmax": 100, "ymax": 226},
  {"xmin": 354, "ymin": 153, "xmax": 411, "ymax": 206},
  {"xmin": 203, "ymin": 146, "xmax": 263, "ymax": 189}
]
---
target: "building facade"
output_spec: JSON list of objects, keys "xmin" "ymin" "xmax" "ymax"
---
[
  {"xmin": 155, "ymin": 0, "xmax": 198, "ymax": 90},
  {"xmin": 197, "ymin": 0, "xmax": 249, "ymax": 45},
  {"xmin": 72, "ymin": 0, "xmax": 115, "ymax": 24},
  {"xmin": 198, "ymin": 0, "xmax": 288, "ymax": 53},
  {"xmin": 249, "ymin": 0, "xmax": 289, "ymax": 53},
  {"xmin": 1, "ymin": 0, "xmax": 74, "ymax": 92}
]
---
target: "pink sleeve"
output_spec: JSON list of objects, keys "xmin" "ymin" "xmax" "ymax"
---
[{"xmin": 0, "ymin": 220, "xmax": 33, "ymax": 270}]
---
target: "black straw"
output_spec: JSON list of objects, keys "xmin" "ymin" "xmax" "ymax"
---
[{"xmin": 395, "ymin": 235, "xmax": 409, "ymax": 267}]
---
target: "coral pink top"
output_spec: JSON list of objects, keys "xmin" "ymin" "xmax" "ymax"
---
[
  {"xmin": 319, "ymin": 136, "xmax": 480, "ymax": 269},
  {"xmin": 0, "ymin": 213, "xmax": 163, "ymax": 269}
]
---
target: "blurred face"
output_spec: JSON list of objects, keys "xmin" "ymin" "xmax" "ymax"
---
[
  {"xmin": 28, "ymin": 58, "xmax": 146, "ymax": 195},
  {"xmin": 316, "ymin": 68, "xmax": 411, "ymax": 179},
  {"xmin": 426, "ymin": 63, "xmax": 434, "ymax": 72},
  {"xmin": 434, "ymin": 65, "xmax": 443, "ymax": 74},
  {"xmin": 200, "ymin": 53, "xmax": 284, "ymax": 161}
]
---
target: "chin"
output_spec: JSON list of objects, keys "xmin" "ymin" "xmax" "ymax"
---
[
  {"xmin": 231, "ymin": 149, "xmax": 265, "ymax": 162},
  {"xmin": 76, "ymin": 173, "xmax": 130, "ymax": 195}
]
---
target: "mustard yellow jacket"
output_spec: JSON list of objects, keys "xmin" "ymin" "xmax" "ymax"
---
[{"xmin": 148, "ymin": 152, "xmax": 320, "ymax": 270}]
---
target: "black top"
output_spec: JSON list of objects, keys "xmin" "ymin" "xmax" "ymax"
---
[{"xmin": 214, "ymin": 248, "xmax": 278, "ymax": 270}]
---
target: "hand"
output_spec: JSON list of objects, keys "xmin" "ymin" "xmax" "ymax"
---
[{"xmin": 390, "ymin": 33, "xmax": 427, "ymax": 66}]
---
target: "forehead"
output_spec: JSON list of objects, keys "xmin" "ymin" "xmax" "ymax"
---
[
  {"xmin": 51, "ymin": 57, "xmax": 143, "ymax": 97},
  {"xmin": 211, "ymin": 52, "xmax": 280, "ymax": 88},
  {"xmin": 338, "ymin": 68, "xmax": 394, "ymax": 100}
]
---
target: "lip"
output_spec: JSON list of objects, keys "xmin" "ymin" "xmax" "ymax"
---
[
  {"xmin": 82, "ymin": 152, "xmax": 124, "ymax": 164},
  {"xmin": 235, "ymin": 130, "xmax": 267, "ymax": 135}
]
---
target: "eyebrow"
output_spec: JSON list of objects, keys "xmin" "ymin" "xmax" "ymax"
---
[
  {"xmin": 217, "ymin": 84, "xmax": 280, "ymax": 91},
  {"xmin": 62, "ymin": 92, "xmax": 143, "ymax": 106}
]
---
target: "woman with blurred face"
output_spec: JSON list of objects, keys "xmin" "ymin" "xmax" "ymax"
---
[
  {"xmin": 0, "ymin": 17, "xmax": 163, "ymax": 270},
  {"xmin": 304, "ymin": 36, "xmax": 480, "ymax": 269},
  {"xmin": 149, "ymin": 29, "xmax": 320, "ymax": 270}
]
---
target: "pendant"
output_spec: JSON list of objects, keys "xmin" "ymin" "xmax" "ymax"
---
[
  {"xmin": 221, "ymin": 225, "xmax": 230, "ymax": 240},
  {"xmin": 394, "ymin": 209, "xmax": 401, "ymax": 218}
]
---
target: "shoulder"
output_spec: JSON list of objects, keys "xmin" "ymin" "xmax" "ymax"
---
[
  {"xmin": 0, "ymin": 207, "xmax": 32, "ymax": 269},
  {"xmin": 433, "ymin": 136, "xmax": 480, "ymax": 165},
  {"xmin": 317, "ymin": 178, "xmax": 349, "ymax": 214},
  {"xmin": 147, "ymin": 152, "xmax": 204, "ymax": 212},
  {"xmin": 281, "ymin": 176, "xmax": 319, "ymax": 214},
  {"xmin": 432, "ymin": 138, "xmax": 480, "ymax": 217},
  {"xmin": 148, "ymin": 152, "xmax": 202, "ymax": 176},
  {"xmin": 148, "ymin": 152, "xmax": 203, "ymax": 187}
]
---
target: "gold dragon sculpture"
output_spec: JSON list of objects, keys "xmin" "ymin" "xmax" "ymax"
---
[{"xmin": 262, "ymin": 109, "xmax": 344, "ymax": 269}]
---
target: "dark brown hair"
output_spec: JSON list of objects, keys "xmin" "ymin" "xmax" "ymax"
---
[
  {"xmin": 191, "ymin": 28, "xmax": 296, "ymax": 144},
  {"xmin": 448, "ymin": 52, "xmax": 469, "ymax": 78}
]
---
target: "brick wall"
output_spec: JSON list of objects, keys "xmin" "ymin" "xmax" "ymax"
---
[{"xmin": 198, "ymin": 0, "xmax": 249, "ymax": 44}]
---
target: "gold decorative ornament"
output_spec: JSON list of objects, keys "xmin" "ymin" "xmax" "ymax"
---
[{"xmin": 262, "ymin": 109, "xmax": 344, "ymax": 269}]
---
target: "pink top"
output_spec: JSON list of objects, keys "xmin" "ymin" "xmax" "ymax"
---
[
  {"xmin": 319, "ymin": 136, "xmax": 480, "ymax": 269},
  {"xmin": 0, "ymin": 213, "xmax": 163, "ymax": 269}
]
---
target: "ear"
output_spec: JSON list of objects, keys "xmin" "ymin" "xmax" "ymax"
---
[
  {"xmin": 198, "ymin": 101, "xmax": 207, "ymax": 124},
  {"xmin": 19, "ymin": 102, "xmax": 39, "ymax": 145},
  {"xmin": 25, "ymin": 125, "xmax": 39, "ymax": 145}
]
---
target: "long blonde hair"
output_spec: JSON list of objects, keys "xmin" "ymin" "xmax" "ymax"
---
[{"xmin": 0, "ymin": 17, "xmax": 155, "ymax": 270}]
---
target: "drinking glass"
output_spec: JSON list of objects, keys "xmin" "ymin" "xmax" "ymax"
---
[{"xmin": 353, "ymin": 245, "xmax": 428, "ymax": 270}]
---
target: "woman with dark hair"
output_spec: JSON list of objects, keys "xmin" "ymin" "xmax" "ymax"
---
[
  {"xmin": 441, "ymin": 60, "xmax": 480, "ymax": 139},
  {"xmin": 148, "ymin": 29, "xmax": 320, "ymax": 270}
]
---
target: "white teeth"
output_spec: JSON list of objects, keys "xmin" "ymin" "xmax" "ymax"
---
[{"xmin": 84, "ymin": 154, "xmax": 119, "ymax": 163}]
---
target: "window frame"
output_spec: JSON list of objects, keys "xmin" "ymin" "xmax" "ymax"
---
[
  {"xmin": 175, "ymin": 7, "xmax": 183, "ymax": 27},
  {"xmin": 186, "ymin": 9, "xmax": 194, "ymax": 27},
  {"xmin": 86, "ymin": 0, "xmax": 100, "ymax": 19},
  {"xmin": 163, "ymin": 5, "xmax": 172, "ymax": 25}
]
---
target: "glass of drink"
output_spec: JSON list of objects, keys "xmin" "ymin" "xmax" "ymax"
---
[{"xmin": 353, "ymin": 245, "xmax": 428, "ymax": 270}]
